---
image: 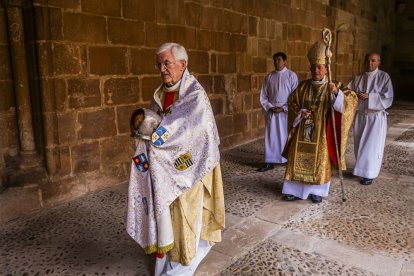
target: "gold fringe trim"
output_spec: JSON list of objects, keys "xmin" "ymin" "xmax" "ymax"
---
[
  {"xmin": 143, "ymin": 242, "xmax": 175, "ymax": 255},
  {"xmin": 157, "ymin": 242, "xmax": 174, "ymax": 254},
  {"xmin": 143, "ymin": 244, "xmax": 158, "ymax": 254}
]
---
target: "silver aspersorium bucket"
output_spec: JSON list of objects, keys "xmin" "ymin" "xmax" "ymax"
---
[{"xmin": 130, "ymin": 108, "xmax": 162, "ymax": 140}]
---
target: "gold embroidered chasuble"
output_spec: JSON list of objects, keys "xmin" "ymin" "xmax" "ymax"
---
[
  {"xmin": 169, "ymin": 164, "xmax": 225, "ymax": 265},
  {"xmin": 284, "ymin": 80, "xmax": 357, "ymax": 185}
]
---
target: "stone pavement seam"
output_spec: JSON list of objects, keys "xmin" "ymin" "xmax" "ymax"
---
[
  {"xmin": 255, "ymin": 200, "xmax": 309, "ymax": 225},
  {"xmin": 269, "ymin": 228, "xmax": 405, "ymax": 276},
  {"xmin": 315, "ymin": 237, "xmax": 404, "ymax": 276},
  {"xmin": 196, "ymin": 209, "xmax": 286, "ymax": 275},
  {"xmin": 401, "ymin": 262, "xmax": 414, "ymax": 276},
  {"xmin": 269, "ymin": 228, "xmax": 321, "ymax": 253}
]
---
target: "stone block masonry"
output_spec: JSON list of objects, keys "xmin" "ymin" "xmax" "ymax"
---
[{"xmin": 0, "ymin": 0, "xmax": 398, "ymax": 221}]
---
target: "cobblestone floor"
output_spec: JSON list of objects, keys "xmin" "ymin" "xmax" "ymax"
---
[
  {"xmin": 1, "ymin": 102, "xmax": 414, "ymax": 276},
  {"xmin": 221, "ymin": 240, "xmax": 374, "ymax": 276}
]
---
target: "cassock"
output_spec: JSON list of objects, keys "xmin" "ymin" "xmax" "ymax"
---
[
  {"xmin": 282, "ymin": 77, "xmax": 358, "ymax": 199},
  {"xmin": 348, "ymin": 68, "xmax": 393, "ymax": 179},
  {"xmin": 126, "ymin": 69, "xmax": 225, "ymax": 275},
  {"xmin": 260, "ymin": 67, "xmax": 298, "ymax": 163}
]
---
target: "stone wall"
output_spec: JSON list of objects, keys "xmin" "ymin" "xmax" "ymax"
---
[
  {"xmin": 0, "ymin": 0, "xmax": 398, "ymax": 221},
  {"xmin": 0, "ymin": 5, "xmax": 18, "ymax": 169},
  {"xmin": 394, "ymin": 0, "xmax": 414, "ymax": 100}
]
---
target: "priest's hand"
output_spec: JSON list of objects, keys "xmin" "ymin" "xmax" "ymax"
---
[
  {"xmin": 271, "ymin": 107, "xmax": 284, "ymax": 113},
  {"xmin": 301, "ymin": 110, "xmax": 311, "ymax": 119},
  {"xmin": 358, "ymin": 92, "xmax": 368, "ymax": 100},
  {"xmin": 329, "ymin": 83, "xmax": 338, "ymax": 95}
]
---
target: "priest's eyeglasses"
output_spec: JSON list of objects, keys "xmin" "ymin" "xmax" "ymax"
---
[{"xmin": 155, "ymin": 60, "xmax": 177, "ymax": 71}]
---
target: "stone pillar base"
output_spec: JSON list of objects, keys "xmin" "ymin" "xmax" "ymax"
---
[
  {"xmin": 1, "ymin": 152, "xmax": 47, "ymax": 191},
  {"xmin": 19, "ymin": 150, "xmax": 42, "ymax": 169},
  {"xmin": 0, "ymin": 177, "xmax": 5, "ymax": 193},
  {"xmin": 0, "ymin": 185, "xmax": 42, "ymax": 223}
]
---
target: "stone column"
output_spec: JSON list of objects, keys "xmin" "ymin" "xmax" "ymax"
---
[
  {"xmin": 5, "ymin": 0, "xmax": 38, "ymax": 168},
  {"xmin": 0, "ymin": 134, "xmax": 4, "ymax": 192}
]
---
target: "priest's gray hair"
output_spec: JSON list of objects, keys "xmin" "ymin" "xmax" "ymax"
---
[{"xmin": 156, "ymin": 42, "xmax": 188, "ymax": 62}]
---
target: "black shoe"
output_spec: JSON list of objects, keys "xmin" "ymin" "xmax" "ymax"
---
[
  {"xmin": 257, "ymin": 163, "xmax": 274, "ymax": 172},
  {"xmin": 360, "ymin": 178, "xmax": 373, "ymax": 185},
  {"xmin": 283, "ymin": 194, "xmax": 299, "ymax": 201},
  {"xmin": 310, "ymin": 194, "xmax": 322, "ymax": 204}
]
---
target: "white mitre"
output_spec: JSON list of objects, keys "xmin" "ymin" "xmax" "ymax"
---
[{"xmin": 307, "ymin": 41, "xmax": 331, "ymax": 65}]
